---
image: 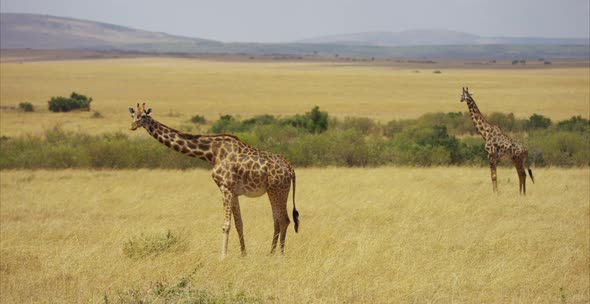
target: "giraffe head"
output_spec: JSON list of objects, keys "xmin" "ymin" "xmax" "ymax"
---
[
  {"xmin": 128, "ymin": 102, "xmax": 152, "ymax": 131},
  {"xmin": 460, "ymin": 87, "xmax": 474, "ymax": 103}
]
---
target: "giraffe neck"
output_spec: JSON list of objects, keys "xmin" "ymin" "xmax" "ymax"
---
[
  {"xmin": 465, "ymin": 98, "xmax": 493, "ymax": 140},
  {"xmin": 143, "ymin": 118, "xmax": 215, "ymax": 164}
]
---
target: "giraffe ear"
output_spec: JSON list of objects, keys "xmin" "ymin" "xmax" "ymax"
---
[
  {"xmin": 128, "ymin": 107, "xmax": 135, "ymax": 116},
  {"xmin": 145, "ymin": 108, "xmax": 152, "ymax": 116}
]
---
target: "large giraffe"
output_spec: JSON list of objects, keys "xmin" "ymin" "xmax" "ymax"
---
[
  {"xmin": 128, "ymin": 103, "xmax": 299, "ymax": 258},
  {"xmin": 460, "ymin": 87, "xmax": 534, "ymax": 194}
]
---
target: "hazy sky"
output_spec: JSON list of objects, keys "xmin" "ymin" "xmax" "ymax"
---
[{"xmin": 1, "ymin": 0, "xmax": 589, "ymax": 42}]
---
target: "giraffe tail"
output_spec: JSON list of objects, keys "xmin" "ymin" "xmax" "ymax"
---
[
  {"xmin": 527, "ymin": 168, "xmax": 534, "ymax": 184},
  {"xmin": 291, "ymin": 168, "xmax": 299, "ymax": 233}
]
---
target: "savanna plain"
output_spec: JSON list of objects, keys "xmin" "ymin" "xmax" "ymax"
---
[{"xmin": 0, "ymin": 55, "xmax": 589, "ymax": 303}]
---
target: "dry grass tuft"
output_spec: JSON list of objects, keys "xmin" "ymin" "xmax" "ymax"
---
[{"xmin": 122, "ymin": 230, "xmax": 188, "ymax": 259}]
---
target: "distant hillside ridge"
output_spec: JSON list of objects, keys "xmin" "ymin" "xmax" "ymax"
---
[
  {"xmin": 0, "ymin": 13, "xmax": 221, "ymax": 50},
  {"xmin": 1, "ymin": 13, "xmax": 589, "ymax": 59}
]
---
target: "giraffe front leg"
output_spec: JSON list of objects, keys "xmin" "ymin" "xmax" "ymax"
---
[
  {"xmin": 488, "ymin": 155, "xmax": 498, "ymax": 192},
  {"xmin": 219, "ymin": 187, "xmax": 233, "ymax": 260}
]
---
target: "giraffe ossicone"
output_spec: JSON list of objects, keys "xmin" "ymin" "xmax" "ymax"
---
[
  {"xmin": 128, "ymin": 103, "xmax": 299, "ymax": 259},
  {"xmin": 460, "ymin": 87, "xmax": 534, "ymax": 194}
]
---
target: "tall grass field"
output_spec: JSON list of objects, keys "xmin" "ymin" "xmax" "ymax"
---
[
  {"xmin": 1, "ymin": 168, "xmax": 588, "ymax": 303},
  {"xmin": 1, "ymin": 56, "xmax": 589, "ymax": 303},
  {"xmin": 1, "ymin": 58, "xmax": 589, "ymax": 137}
]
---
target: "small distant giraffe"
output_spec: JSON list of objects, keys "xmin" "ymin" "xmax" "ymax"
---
[
  {"xmin": 460, "ymin": 87, "xmax": 534, "ymax": 194},
  {"xmin": 128, "ymin": 103, "xmax": 299, "ymax": 259}
]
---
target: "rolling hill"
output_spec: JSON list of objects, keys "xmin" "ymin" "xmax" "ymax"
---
[
  {"xmin": 1, "ymin": 13, "xmax": 589, "ymax": 59},
  {"xmin": 0, "ymin": 13, "xmax": 222, "ymax": 51}
]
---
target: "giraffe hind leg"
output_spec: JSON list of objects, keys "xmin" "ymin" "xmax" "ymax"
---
[
  {"xmin": 231, "ymin": 197, "xmax": 247, "ymax": 256},
  {"xmin": 522, "ymin": 155, "xmax": 533, "ymax": 196},
  {"xmin": 519, "ymin": 168, "xmax": 526, "ymax": 195},
  {"xmin": 268, "ymin": 190, "xmax": 290, "ymax": 254},
  {"xmin": 513, "ymin": 157, "xmax": 527, "ymax": 195},
  {"xmin": 278, "ymin": 210, "xmax": 290, "ymax": 254},
  {"xmin": 270, "ymin": 218, "xmax": 279, "ymax": 254}
]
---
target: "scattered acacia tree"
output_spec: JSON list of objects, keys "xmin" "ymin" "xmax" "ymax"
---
[{"xmin": 48, "ymin": 92, "xmax": 93, "ymax": 112}]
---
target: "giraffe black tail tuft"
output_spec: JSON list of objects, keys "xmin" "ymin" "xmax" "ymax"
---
[
  {"xmin": 528, "ymin": 168, "xmax": 534, "ymax": 183},
  {"xmin": 291, "ymin": 167, "xmax": 299, "ymax": 233},
  {"xmin": 293, "ymin": 209, "xmax": 299, "ymax": 233}
]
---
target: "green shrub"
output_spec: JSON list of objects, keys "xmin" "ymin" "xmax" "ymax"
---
[
  {"xmin": 337, "ymin": 117, "xmax": 380, "ymax": 134},
  {"xmin": 190, "ymin": 115, "xmax": 207, "ymax": 124},
  {"xmin": 18, "ymin": 102, "xmax": 34, "ymax": 112},
  {"xmin": 325, "ymin": 129, "xmax": 370, "ymax": 166},
  {"xmin": 557, "ymin": 116, "xmax": 589, "ymax": 133},
  {"xmin": 527, "ymin": 113, "xmax": 552, "ymax": 130},
  {"xmin": 283, "ymin": 106, "xmax": 329, "ymax": 133},
  {"xmin": 528, "ymin": 131, "xmax": 590, "ymax": 166},
  {"xmin": 457, "ymin": 136, "xmax": 488, "ymax": 165},
  {"xmin": 48, "ymin": 92, "xmax": 92, "ymax": 112},
  {"xmin": 242, "ymin": 114, "xmax": 278, "ymax": 126},
  {"xmin": 488, "ymin": 112, "xmax": 518, "ymax": 132},
  {"xmin": 209, "ymin": 114, "xmax": 240, "ymax": 133},
  {"xmin": 383, "ymin": 119, "xmax": 408, "ymax": 136},
  {"xmin": 392, "ymin": 125, "xmax": 462, "ymax": 165}
]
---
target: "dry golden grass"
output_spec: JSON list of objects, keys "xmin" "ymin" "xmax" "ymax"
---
[
  {"xmin": 1, "ymin": 58, "xmax": 589, "ymax": 137},
  {"xmin": 1, "ymin": 167, "xmax": 588, "ymax": 303}
]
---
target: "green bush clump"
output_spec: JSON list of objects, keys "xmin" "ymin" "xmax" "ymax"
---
[
  {"xmin": 557, "ymin": 116, "xmax": 590, "ymax": 133},
  {"xmin": 190, "ymin": 115, "xmax": 207, "ymax": 124},
  {"xmin": 48, "ymin": 92, "xmax": 92, "ymax": 112},
  {"xmin": 527, "ymin": 113, "xmax": 552, "ymax": 130},
  {"xmin": 528, "ymin": 131, "xmax": 590, "ymax": 166},
  {"xmin": 18, "ymin": 102, "xmax": 34, "ymax": 112},
  {"xmin": 0, "ymin": 127, "xmax": 207, "ymax": 169},
  {"xmin": 210, "ymin": 106, "xmax": 329, "ymax": 134}
]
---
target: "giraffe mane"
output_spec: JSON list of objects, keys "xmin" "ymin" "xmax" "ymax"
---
[{"xmin": 152, "ymin": 117, "xmax": 241, "ymax": 141}]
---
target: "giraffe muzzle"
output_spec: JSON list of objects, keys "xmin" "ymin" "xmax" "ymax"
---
[{"xmin": 130, "ymin": 122, "xmax": 138, "ymax": 130}]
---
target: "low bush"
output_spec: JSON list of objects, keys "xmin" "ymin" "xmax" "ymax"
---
[
  {"xmin": 91, "ymin": 111, "xmax": 103, "ymax": 118},
  {"xmin": 556, "ymin": 116, "xmax": 590, "ymax": 133},
  {"xmin": 190, "ymin": 115, "xmax": 207, "ymax": 124},
  {"xmin": 211, "ymin": 106, "xmax": 329, "ymax": 134},
  {"xmin": 48, "ymin": 92, "xmax": 92, "ymax": 112},
  {"xmin": 18, "ymin": 102, "xmax": 34, "ymax": 112}
]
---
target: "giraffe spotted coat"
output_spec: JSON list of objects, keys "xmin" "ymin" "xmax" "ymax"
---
[
  {"xmin": 461, "ymin": 88, "xmax": 534, "ymax": 194},
  {"xmin": 129, "ymin": 103, "xmax": 299, "ymax": 259}
]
